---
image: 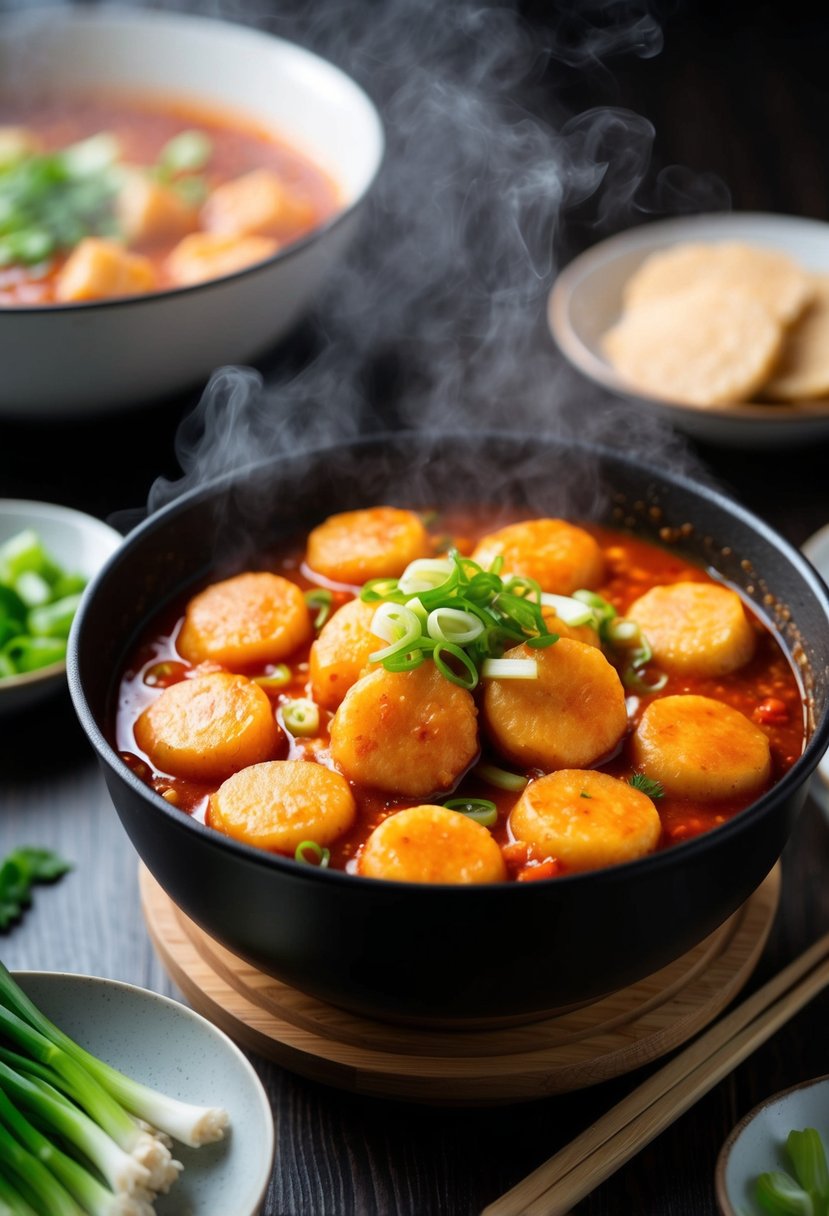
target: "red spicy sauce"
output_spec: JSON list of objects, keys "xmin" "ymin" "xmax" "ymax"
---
[{"xmin": 113, "ymin": 509, "xmax": 809, "ymax": 881}]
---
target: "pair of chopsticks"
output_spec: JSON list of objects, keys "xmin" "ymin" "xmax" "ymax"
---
[{"xmin": 482, "ymin": 930, "xmax": 829, "ymax": 1216}]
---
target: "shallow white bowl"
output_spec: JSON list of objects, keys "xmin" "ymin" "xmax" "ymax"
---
[
  {"xmin": 0, "ymin": 6, "xmax": 385, "ymax": 418},
  {"xmin": 14, "ymin": 971, "xmax": 275, "ymax": 1216},
  {"xmin": 548, "ymin": 211, "xmax": 829, "ymax": 448},
  {"xmin": 715, "ymin": 1074, "xmax": 829, "ymax": 1215},
  {"xmin": 0, "ymin": 499, "xmax": 123, "ymax": 715}
]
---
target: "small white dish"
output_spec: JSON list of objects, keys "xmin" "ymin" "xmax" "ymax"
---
[
  {"xmin": 14, "ymin": 970, "xmax": 275, "ymax": 1216},
  {"xmin": 715, "ymin": 1074, "xmax": 829, "ymax": 1215},
  {"xmin": 548, "ymin": 211, "xmax": 829, "ymax": 448},
  {"xmin": 0, "ymin": 499, "xmax": 123, "ymax": 715}
]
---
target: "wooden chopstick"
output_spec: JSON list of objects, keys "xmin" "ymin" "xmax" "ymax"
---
[{"xmin": 482, "ymin": 929, "xmax": 829, "ymax": 1216}]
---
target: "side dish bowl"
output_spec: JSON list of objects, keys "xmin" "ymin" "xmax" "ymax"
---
[
  {"xmin": 15, "ymin": 970, "xmax": 274, "ymax": 1216},
  {"xmin": 0, "ymin": 498, "xmax": 123, "ymax": 716},
  {"xmin": 715, "ymin": 1074, "xmax": 829, "ymax": 1216},
  {"xmin": 548, "ymin": 211, "xmax": 829, "ymax": 448},
  {"xmin": 67, "ymin": 432, "xmax": 829, "ymax": 1025},
  {"xmin": 0, "ymin": 6, "xmax": 384, "ymax": 418}
]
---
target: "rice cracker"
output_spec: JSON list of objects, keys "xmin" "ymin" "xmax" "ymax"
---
[
  {"xmin": 762, "ymin": 273, "xmax": 829, "ymax": 401},
  {"xmin": 603, "ymin": 283, "xmax": 784, "ymax": 407},
  {"xmin": 622, "ymin": 240, "xmax": 814, "ymax": 326}
]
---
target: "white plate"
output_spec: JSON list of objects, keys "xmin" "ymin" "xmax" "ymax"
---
[
  {"xmin": 14, "ymin": 971, "xmax": 275, "ymax": 1216},
  {"xmin": 715, "ymin": 1073, "xmax": 829, "ymax": 1215},
  {"xmin": 0, "ymin": 499, "xmax": 124, "ymax": 716},
  {"xmin": 548, "ymin": 211, "xmax": 829, "ymax": 447}
]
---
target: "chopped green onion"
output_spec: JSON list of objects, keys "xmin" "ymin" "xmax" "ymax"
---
[
  {"xmin": 443, "ymin": 797, "xmax": 498, "ymax": 827},
  {"xmin": 253, "ymin": 664, "xmax": 292, "ymax": 690},
  {"xmin": 157, "ymin": 130, "xmax": 213, "ymax": 177},
  {"xmin": 426, "ymin": 606, "xmax": 484, "ymax": 646},
  {"xmin": 432, "ymin": 641, "xmax": 479, "ymax": 689},
  {"xmin": 539, "ymin": 592, "xmax": 597, "ymax": 627},
  {"xmin": 294, "ymin": 840, "xmax": 331, "ymax": 867},
  {"xmin": 0, "ymin": 530, "xmax": 89, "ymax": 681},
  {"xmin": 481, "ymin": 657, "xmax": 538, "ymax": 680},
  {"xmin": 787, "ymin": 1129, "xmax": 829, "ymax": 1200},
  {"xmin": 282, "ymin": 698, "xmax": 320, "ymax": 736},
  {"xmin": 755, "ymin": 1170, "xmax": 815, "ymax": 1215},
  {"xmin": 369, "ymin": 602, "xmax": 424, "ymax": 662},
  {"xmin": 623, "ymin": 667, "xmax": 669, "ymax": 694},
  {"xmin": 397, "ymin": 557, "xmax": 454, "ymax": 596},
  {"xmin": 474, "ymin": 762, "xmax": 528, "ymax": 792},
  {"xmin": 305, "ymin": 589, "xmax": 334, "ymax": 630},
  {"xmin": 360, "ymin": 548, "xmax": 556, "ymax": 687}
]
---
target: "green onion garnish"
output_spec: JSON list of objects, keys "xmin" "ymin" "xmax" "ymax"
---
[
  {"xmin": 361, "ymin": 548, "xmax": 558, "ymax": 689},
  {"xmin": 305, "ymin": 589, "xmax": 334, "ymax": 630},
  {"xmin": 443, "ymin": 797, "xmax": 498, "ymax": 827},
  {"xmin": 253, "ymin": 664, "xmax": 292, "ymax": 690},
  {"xmin": 751, "ymin": 1127, "xmax": 829, "ymax": 1216},
  {"xmin": 282, "ymin": 698, "xmax": 320, "ymax": 736},
  {"xmin": 474, "ymin": 762, "xmax": 528, "ymax": 792},
  {"xmin": 294, "ymin": 840, "xmax": 331, "ymax": 867},
  {"xmin": 156, "ymin": 130, "xmax": 213, "ymax": 177},
  {"xmin": 0, "ymin": 135, "xmax": 121, "ymax": 267}
]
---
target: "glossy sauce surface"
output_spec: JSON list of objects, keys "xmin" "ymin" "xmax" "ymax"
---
[{"xmin": 114, "ymin": 510, "xmax": 808, "ymax": 881}]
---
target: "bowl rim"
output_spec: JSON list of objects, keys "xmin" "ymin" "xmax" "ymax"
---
[
  {"xmin": 548, "ymin": 209, "xmax": 829, "ymax": 425},
  {"xmin": 0, "ymin": 4, "xmax": 386, "ymax": 316},
  {"xmin": 0, "ymin": 497, "xmax": 124, "ymax": 693},
  {"xmin": 67, "ymin": 428, "xmax": 829, "ymax": 894},
  {"xmin": 714, "ymin": 1072, "xmax": 829, "ymax": 1216}
]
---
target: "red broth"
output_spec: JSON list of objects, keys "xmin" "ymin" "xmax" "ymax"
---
[
  {"xmin": 0, "ymin": 90, "xmax": 341, "ymax": 305},
  {"xmin": 113, "ymin": 510, "xmax": 808, "ymax": 882}
]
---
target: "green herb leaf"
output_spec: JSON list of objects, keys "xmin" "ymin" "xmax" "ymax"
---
[
  {"xmin": 628, "ymin": 772, "xmax": 665, "ymax": 799},
  {"xmin": 0, "ymin": 848, "xmax": 72, "ymax": 931}
]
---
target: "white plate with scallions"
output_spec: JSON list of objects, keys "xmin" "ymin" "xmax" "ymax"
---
[{"xmin": 4, "ymin": 968, "xmax": 274, "ymax": 1216}]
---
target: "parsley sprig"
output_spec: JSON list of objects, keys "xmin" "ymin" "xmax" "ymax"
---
[{"xmin": 0, "ymin": 848, "xmax": 72, "ymax": 931}]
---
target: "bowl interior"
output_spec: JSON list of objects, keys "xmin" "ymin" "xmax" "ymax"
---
[
  {"xmin": 716, "ymin": 1075, "xmax": 829, "ymax": 1216},
  {"xmin": 73, "ymin": 430, "xmax": 829, "ymax": 828},
  {"xmin": 0, "ymin": 6, "xmax": 384, "ymax": 208}
]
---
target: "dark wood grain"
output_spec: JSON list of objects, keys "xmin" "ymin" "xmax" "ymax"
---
[{"xmin": 2, "ymin": 3, "xmax": 829, "ymax": 1214}]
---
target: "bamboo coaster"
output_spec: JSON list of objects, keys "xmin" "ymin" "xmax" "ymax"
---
[{"xmin": 140, "ymin": 863, "xmax": 779, "ymax": 1105}]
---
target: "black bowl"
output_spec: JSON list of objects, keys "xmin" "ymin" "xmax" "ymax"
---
[{"xmin": 67, "ymin": 432, "xmax": 829, "ymax": 1025}]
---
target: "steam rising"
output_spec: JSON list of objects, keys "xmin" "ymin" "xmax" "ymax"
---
[{"xmin": 7, "ymin": 0, "xmax": 728, "ymax": 508}]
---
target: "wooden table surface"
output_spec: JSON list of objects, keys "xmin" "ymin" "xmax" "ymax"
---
[{"xmin": 2, "ymin": 3, "xmax": 829, "ymax": 1213}]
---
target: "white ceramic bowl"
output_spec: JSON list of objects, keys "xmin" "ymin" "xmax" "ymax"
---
[
  {"xmin": 715, "ymin": 1074, "xmax": 829, "ymax": 1215},
  {"xmin": 0, "ymin": 6, "xmax": 385, "ymax": 418},
  {"xmin": 548, "ymin": 211, "xmax": 829, "ymax": 448},
  {"xmin": 14, "ymin": 970, "xmax": 275, "ymax": 1216},
  {"xmin": 0, "ymin": 499, "xmax": 123, "ymax": 715}
]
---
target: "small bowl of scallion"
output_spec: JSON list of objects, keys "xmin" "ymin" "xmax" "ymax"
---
[
  {"xmin": 0, "ymin": 499, "xmax": 123, "ymax": 715},
  {"xmin": 716, "ymin": 1074, "xmax": 829, "ymax": 1216}
]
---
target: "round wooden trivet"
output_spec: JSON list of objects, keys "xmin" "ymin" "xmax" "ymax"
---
[{"xmin": 140, "ymin": 863, "xmax": 780, "ymax": 1105}]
